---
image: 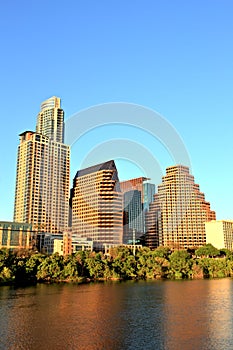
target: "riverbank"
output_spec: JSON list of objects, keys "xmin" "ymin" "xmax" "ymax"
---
[{"xmin": 1, "ymin": 245, "xmax": 233, "ymax": 286}]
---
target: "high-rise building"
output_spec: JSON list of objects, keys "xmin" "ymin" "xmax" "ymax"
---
[
  {"xmin": 14, "ymin": 97, "xmax": 70, "ymax": 234},
  {"xmin": 145, "ymin": 194, "xmax": 161, "ymax": 249},
  {"xmin": 70, "ymin": 160, "xmax": 123, "ymax": 249},
  {"xmin": 143, "ymin": 182, "xmax": 156, "ymax": 212},
  {"xmin": 205, "ymin": 220, "xmax": 233, "ymax": 250},
  {"xmin": 145, "ymin": 165, "xmax": 216, "ymax": 249},
  {"xmin": 36, "ymin": 96, "xmax": 64, "ymax": 143},
  {"xmin": 123, "ymin": 190, "xmax": 143, "ymax": 244},
  {"xmin": 120, "ymin": 177, "xmax": 155, "ymax": 244}
]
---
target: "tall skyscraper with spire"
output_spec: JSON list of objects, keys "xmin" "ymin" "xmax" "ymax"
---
[
  {"xmin": 14, "ymin": 97, "xmax": 70, "ymax": 234},
  {"xmin": 145, "ymin": 165, "xmax": 216, "ymax": 249}
]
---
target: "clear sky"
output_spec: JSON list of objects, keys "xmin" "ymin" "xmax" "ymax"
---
[{"xmin": 0, "ymin": 0, "xmax": 232, "ymax": 221}]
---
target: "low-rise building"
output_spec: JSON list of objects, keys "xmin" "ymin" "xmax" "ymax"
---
[
  {"xmin": 205, "ymin": 220, "xmax": 233, "ymax": 250},
  {"xmin": 37, "ymin": 233, "xmax": 63, "ymax": 254},
  {"xmin": 54, "ymin": 231, "xmax": 93, "ymax": 255},
  {"xmin": 0, "ymin": 221, "xmax": 36, "ymax": 250}
]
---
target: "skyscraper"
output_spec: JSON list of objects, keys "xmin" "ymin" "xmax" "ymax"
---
[
  {"xmin": 123, "ymin": 190, "xmax": 143, "ymax": 244},
  {"xmin": 143, "ymin": 182, "xmax": 156, "ymax": 212},
  {"xmin": 14, "ymin": 97, "xmax": 70, "ymax": 234},
  {"xmin": 120, "ymin": 177, "xmax": 155, "ymax": 243},
  {"xmin": 145, "ymin": 165, "xmax": 216, "ymax": 249},
  {"xmin": 70, "ymin": 160, "xmax": 123, "ymax": 249},
  {"xmin": 36, "ymin": 96, "xmax": 64, "ymax": 143},
  {"xmin": 145, "ymin": 194, "xmax": 161, "ymax": 249}
]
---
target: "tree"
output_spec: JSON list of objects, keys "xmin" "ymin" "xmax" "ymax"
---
[
  {"xmin": 109, "ymin": 247, "xmax": 137, "ymax": 279},
  {"xmin": 0, "ymin": 249, "xmax": 15, "ymax": 271},
  {"xmin": 169, "ymin": 250, "xmax": 193, "ymax": 279},
  {"xmin": 62, "ymin": 254, "xmax": 80, "ymax": 280},
  {"xmin": 153, "ymin": 246, "xmax": 171, "ymax": 259},
  {"xmin": 37, "ymin": 253, "xmax": 64, "ymax": 281},
  {"xmin": 85, "ymin": 252, "xmax": 106, "ymax": 279},
  {"xmin": 220, "ymin": 249, "xmax": 233, "ymax": 260},
  {"xmin": 136, "ymin": 249, "xmax": 169, "ymax": 279},
  {"xmin": 195, "ymin": 244, "xmax": 220, "ymax": 258},
  {"xmin": 0, "ymin": 249, "xmax": 16, "ymax": 284},
  {"xmin": 198, "ymin": 258, "xmax": 229, "ymax": 278}
]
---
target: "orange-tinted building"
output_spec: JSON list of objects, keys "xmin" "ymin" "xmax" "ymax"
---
[
  {"xmin": 145, "ymin": 165, "xmax": 216, "ymax": 249},
  {"xmin": 70, "ymin": 160, "xmax": 123, "ymax": 250},
  {"xmin": 120, "ymin": 177, "xmax": 149, "ymax": 194},
  {"xmin": 13, "ymin": 97, "xmax": 70, "ymax": 234}
]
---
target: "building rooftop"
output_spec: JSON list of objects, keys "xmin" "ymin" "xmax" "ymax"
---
[
  {"xmin": 19, "ymin": 131, "xmax": 35, "ymax": 137},
  {"xmin": 74, "ymin": 160, "xmax": 117, "ymax": 179},
  {"xmin": 120, "ymin": 177, "xmax": 150, "ymax": 184}
]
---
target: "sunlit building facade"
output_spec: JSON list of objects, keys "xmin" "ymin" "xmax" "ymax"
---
[
  {"xmin": 55, "ymin": 230, "xmax": 93, "ymax": 256},
  {"xmin": 36, "ymin": 96, "xmax": 64, "ymax": 143},
  {"xmin": 145, "ymin": 165, "xmax": 216, "ymax": 249},
  {"xmin": 14, "ymin": 97, "xmax": 70, "ymax": 234},
  {"xmin": 0, "ymin": 221, "xmax": 36, "ymax": 250},
  {"xmin": 70, "ymin": 160, "xmax": 123, "ymax": 249},
  {"xmin": 205, "ymin": 220, "xmax": 233, "ymax": 250}
]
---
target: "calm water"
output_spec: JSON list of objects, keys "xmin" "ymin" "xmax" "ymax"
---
[{"xmin": 0, "ymin": 279, "xmax": 233, "ymax": 350}]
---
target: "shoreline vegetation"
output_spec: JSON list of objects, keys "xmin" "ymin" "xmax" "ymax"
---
[{"xmin": 1, "ymin": 244, "xmax": 233, "ymax": 287}]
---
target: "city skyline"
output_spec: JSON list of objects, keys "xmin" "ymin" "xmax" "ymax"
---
[
  {"xmin": 1, "ymin": 94, "xmax": 230, "ymax": 225},
  {"xmin": 1, "ymin": 1, "xmax": 233, "ymax": 221}
]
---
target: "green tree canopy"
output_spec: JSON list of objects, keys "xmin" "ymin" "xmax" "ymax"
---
[
  {"xmin": 169, "ymin": 250, "xmax": 193, "ymax": 279},
  {"xmin": 195, "ymin": 244, "xmax": 220, "ymax": 258}
]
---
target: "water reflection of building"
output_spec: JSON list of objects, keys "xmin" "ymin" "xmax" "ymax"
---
[
  {"xmin": 163, "ymin": 280, "xmax": 210, "ymax": 349},
  {"xmin": 2, "ymin": 280, "xmax": 233, "ymax": 349},
  {"xmin": 163, "ymin": 279, "xmax": 233, "ymax": 349}
]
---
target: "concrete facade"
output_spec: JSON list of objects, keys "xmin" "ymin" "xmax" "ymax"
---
[
  {"xmin": 145, "ymin": 165, "xmax": 216, "ymax": 249},
  {"xmin": 70, "ymin": 160, "xmax": 123, "ymax": 250},
  {"xmin": 205, "ymin": 220, "xmax": 233, "ymax": 250},
  {"xmin": 14, "ymin": 97, "xmax": 70, "ymax": 234}
]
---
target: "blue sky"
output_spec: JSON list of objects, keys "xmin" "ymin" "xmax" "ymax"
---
[{"xmin": 0, "ymin": 0, "xmax": 232, "ymax": 220}]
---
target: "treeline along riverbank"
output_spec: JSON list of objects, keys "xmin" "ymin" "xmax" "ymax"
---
[{"xmin": 1, "ymin": 244, "xmax": 233, "ymax": 286}]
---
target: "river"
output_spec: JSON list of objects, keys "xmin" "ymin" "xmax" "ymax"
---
[{"xmin": 0, "ymin": 279, "xmax": 233, "ymax": 350}]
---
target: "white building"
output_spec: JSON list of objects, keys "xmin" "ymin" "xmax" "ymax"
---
[{"xmin": 205, "ymin": 220, "xmax": 233, "ymax": 250}]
